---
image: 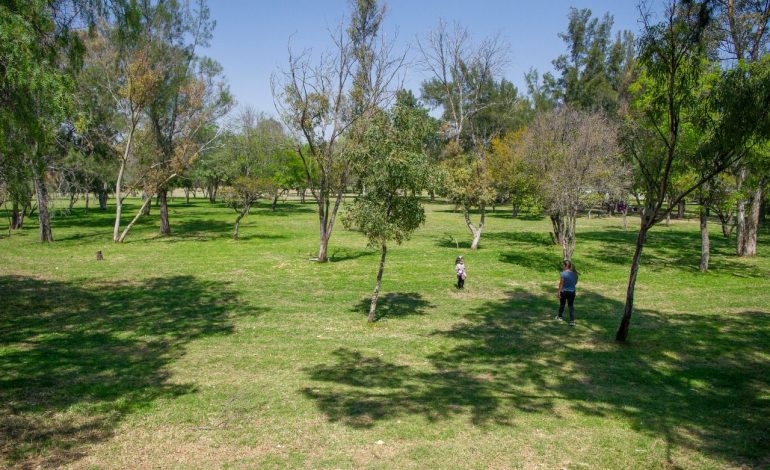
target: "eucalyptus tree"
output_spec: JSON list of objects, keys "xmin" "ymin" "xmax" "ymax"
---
[
  {"xmin": 615, "ymin": 0, "xmax": 770, "ymax": 342},
  {"xmin": 344, "ymin": 95, "xmax": 435, "ymax": 322},
  {"xmin": 273, "ymin": 0, "xmax": 401, "ymax": 262}
]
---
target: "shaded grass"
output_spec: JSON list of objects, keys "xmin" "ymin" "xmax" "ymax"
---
[{"xmin": 0, "ymin": 196, "xmax": 768, "ymax": 468}]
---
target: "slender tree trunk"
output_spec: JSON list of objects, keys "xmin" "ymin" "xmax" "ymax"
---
[
  {"xmin": 98, "ymin": 186, "xmax": 108, "ymax": 211},
  {"xmin": 159, "ymin": 190, "xmax": 170, "ymax": 235},
  {"xmin": 511, "ymin": 204, "xmax": 518, "ymax": 218},
  {"xmin": 622, "ymin": 206, "xmax": 628, "ymax": 230},
  {"xmin": 11, "ymin": 201, "xmax": 23, "ymax": 229},
  {"xmin": 616, "ymin": 225, "xmax": 649, "ymax": 342},
  {"xmin": 743, "ymin": 180, "xmax": 763, "ymax": 257},
  {"xmin": 700, "ymin": 202, "xmax": 710, "ymax": 272},
  {"xmin": 68, "ymin": 193, "xmax": 77, "ymax": 211},
  {"xmin": 185, "ymin": 189, "xmax": 190, "ymax": 204},
  {"xmin": 112, "ymin": 158, "xmax": 127, "ymax": 242},
  {"xmin": 368, "ymin": 244, "xmax": 388, "ymax": 323},
  {"xmin": 117, "ymin": 196, "xmax": 152, "ymax": 243},
  {"xmin": 736, "ymin": 168, "xmax": 747, "ymax": 255},
  {"xmin": 272, "ymin": 193, "xmax": 279, "ymax": 211},
  {"xmin": 561, "ymin": 213, "xmax": 577, "ymax": 261},
  {"xmin": 32, "ymin": 162, "xmax": 53, "ymax": 243},
  {"xmin": 233, "ymin": 204, "xmax": 250, "ymax": 240},
  {"xmin": 677, "ymin": 201, "xmax": 685, "ymax": 219},
  {"xmin": 84, "ymin": 192, "xmax": 89, "ymax": 214},
  {"xmin": 300, "ymin": 189, "xmax": 306, "ymax": 204},
  {"xmin": 465, "ymin": 204, "xmax": 485, "ymax": 250},
  {"xmin": 550, "ymin": 214, "xmax": 564, "ymax": 245}
]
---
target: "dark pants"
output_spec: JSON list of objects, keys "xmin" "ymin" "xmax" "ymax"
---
[
  {"xmin": 457, "ymin": 275, "xmax": 464, "ymax": 289},
  {"xmin": 558, "ymin": 291, "xmax": 576, "ymax": 321}
]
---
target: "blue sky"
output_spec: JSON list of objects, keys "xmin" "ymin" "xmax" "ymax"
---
[{"xmin": 201, "ymin": 1, "xmax": 648, "ymax": 117}]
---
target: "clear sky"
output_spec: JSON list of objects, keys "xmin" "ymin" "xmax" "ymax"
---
[{"xmin": 201, "ymin": 1, "xmax": 648, "ymax": 117}]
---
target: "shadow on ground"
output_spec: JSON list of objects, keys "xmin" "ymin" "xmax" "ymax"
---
[
  {"xmin": 304, "ymin": 288, "xmax": 770, "ymax": 467},
  {"xmin": 0, "ymin": 275, "xmax": 261, "ymax": 468},
  {"xmin": 351, "ymin": 292, "xmax": 434, "ymax": 321}
]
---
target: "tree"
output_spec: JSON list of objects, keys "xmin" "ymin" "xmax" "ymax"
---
[
  {"xmin": 220, "ymin": 109, "xmax": 288, "ymax": 240},
  {"xmin": 488, "ymin": 130, "xmax": 537, "ymax": 218},
  {"xmin": 0, "ymin": 0, "xmax": 99, "ymax": 242},
  {"xmin": 549, "ymin": 8, "xmax": 636, "ymax": 114},
  {"xmin": 418, "ymin": 21, "xmax": 510, "ymax": 249},
  {"xmin": 615, "ymin": 1, "xmax": 770, "ymax": 342},
  {"xmin": 343, "ymin": 97, "xmax": 434, "ymax": 322},
  {"xmin": 522, "ymin": 107, "xmax": 623, "ymax": 260},
  {"xmin": 273, "ymin": 0, "xmax": 400, "ymax": 262},
  {"xmin": 712, "ymin": 0, "xmax": 770, "ymax": 256}
]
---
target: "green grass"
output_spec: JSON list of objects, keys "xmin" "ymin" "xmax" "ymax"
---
[{"xmin": 1, "ymin": 197, "xmax": 769, "ymax": 469}]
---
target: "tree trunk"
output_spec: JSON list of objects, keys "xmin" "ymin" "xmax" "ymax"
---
[
  {"xmin": 511, "ymin": 204, "xmax": 518, "ymax": 218},
  {"xmin": 677, "ymin": 201, "xmax": 685, "ymax": 219},
  {"xmin": 112, "ymin": 158, "xmax": 127, "ymax": 242},
  {"xmin": 208, "ymin": 183, "xmax": 218, "ymax": 203},
  {"xmin": 736, "ymin": 168, "xmax": 747, "ymax": 255},
  {"xmin": 84, "ymin": 191, "xmax": 89, "ymax": 214},
  {"xmin": 185, "ymin": 189, "xmax": 190, "ymax": 204},
  {"xmin": 272, "ymin": 193, "xmax": 279, "ymax": 211},
  {"xmin": 743, "ymin": 180, "xmax": 763, "ymax": 257},
  {"xmin": 560, "ymin": 213, "xmax": 577, "ymax": 261},
  {"xmin": 11, "ymin": 201, "xmax": 24, "ymax": 229},
  {"xmin": 141, "ymin": 192, "xmax": 151, "ymax": 216},
  {"xmin": 622, "ymin": 206, "xmax": 628, "ymax": 230},
  {"xmin": 550, "ymin": 214, "xmax": 564, "ymax": 245},
  {"xmin": 700, "ymin": 203, "xmax": 710, "ymax": 272},
  {"xmin": 98, "ymin": 187, "xmax": 108, "ymax": 211},
  {"xmin": 32, "ymin": 163, "xmax": 53, "ymax": 243},
  {"xmin": 368, "ymin": 244, "xmax": 388, "ymax": 323},
  {"xmin": 233, "ymin": 204, "xmax": 250, "ymax": 240},
  {"xmin": 616, "ymin": 225, "xmax": 649, "ymax": 342},
  {"xmin": 68, "ymin": 193, "xmax": 77, "ymax": 211},
  {"xmin": 465, "ymin": 204, "xmax": 485, "ymax": 250},
  {"xmin": 117, "ymin": 196, "xmax": 152, "ymax": 243},
  {"xmin": 300, "ymin": 189, "xmax": 306, "ymax": 204},
  {"xmin": 159, "ymin": 190, "xmax": 170, "ymax": 235}
]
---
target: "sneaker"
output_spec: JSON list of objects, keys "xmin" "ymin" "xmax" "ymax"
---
[
  {"xmin": 554, "ymin": 315, "xmax": 563, "ymax": 321},
  {"xmin": 569, "ymin": 321, "xmax": 575, "ymax": 326}
]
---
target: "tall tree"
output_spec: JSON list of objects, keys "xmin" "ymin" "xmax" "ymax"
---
[
  {"xmin": 343, "ymin": 94, "xmax": 434, "ymax": 322},
  {"xmin": 418, "ymin": 21, "xmax": 509, "ymax": 250},
  {"xmin": 522, "ymin": 107, "xmax": 623, "ymax": 260},
  {"xmin": 713, "ymin": 0, "xmax": 770, "ymax": 256},
  {"xmin": 273, "ymin": 0, "xmax": 401, "ymax": 262},
  {"xmin": 615, "ymin": 1, "xmax": 770, "ymax": 342}
]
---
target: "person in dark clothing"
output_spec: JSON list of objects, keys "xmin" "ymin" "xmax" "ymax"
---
[{"xmin": 555, "ymin": 260, "xmax": 579, "ymax": 326}]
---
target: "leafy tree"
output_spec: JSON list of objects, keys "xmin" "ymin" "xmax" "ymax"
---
[
  {"xmin": 522, "ymin": 107, "xmax": 624, "ymax": 260},
  {"xmin": 344, "ymin": 99, "xmax": 434, "ymax": 322},
  {"xmin": 712, "ymin": 0, "xmax": 770, "ymax": 256},
  {"xmin": 273, "ymin": 0, "xmax": 400, "ymax": 262},
  {"xmin": 418, "ymin": 21, "xmax": 510, "ymax": 249},
  {"xmin": 488, "ymin": 130, "xmax": 537, "ymax": 217},
  {"xmin": 615, "ymin": 1, "xmax": 770, "ymax": 342}
]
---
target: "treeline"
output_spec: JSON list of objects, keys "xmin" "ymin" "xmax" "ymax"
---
[{"xmin": 1, "ymin": 0, "xmax": 769, "ymax": 339}]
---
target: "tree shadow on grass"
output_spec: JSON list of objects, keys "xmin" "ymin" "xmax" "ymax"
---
[
  {"xmin": 304, "ymin": 288, "xmax": 770, "ymax": 467},
  {"xmin": 351, "ymin": 292, "xmax": 434, "ymax": 321},
  {"xmin": 0, "ymin": 275, "xmax": 263, "ymax": 468}
]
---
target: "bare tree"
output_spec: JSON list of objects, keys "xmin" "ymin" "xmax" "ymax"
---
[
  {"xmin": 523, "ymin": 107, "xmax": 623, "ymax": 260},
  {"xmin": 272, "ymin": 9, "xmax": 403, "ymax": 262},
  {"xmin": 417, "ymin": 20, "xmax": 509, "ymax": 250}
]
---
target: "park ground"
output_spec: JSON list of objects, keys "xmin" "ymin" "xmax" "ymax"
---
[{"xmin": 1, "ymin": 197, "xmax": 769, "ymax": 469}]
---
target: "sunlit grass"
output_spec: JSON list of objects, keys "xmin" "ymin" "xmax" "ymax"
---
[{"xmin": 1, "ymin": 196, "xmax": 768, "ymax": 468}]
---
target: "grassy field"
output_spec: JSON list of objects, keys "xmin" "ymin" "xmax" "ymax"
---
[{"xmin": 1, "ymin": 196, "xmax": 769, "ymax": 469}]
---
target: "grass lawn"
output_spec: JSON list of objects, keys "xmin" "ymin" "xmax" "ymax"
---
[{"xmin": 1, "ymin": 196, "xmax": 769, "ymax": 469}]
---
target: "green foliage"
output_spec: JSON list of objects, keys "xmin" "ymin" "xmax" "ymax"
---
[{"xmin": 343, "ymin": 102, "xmax": 434, "ymax": 247}]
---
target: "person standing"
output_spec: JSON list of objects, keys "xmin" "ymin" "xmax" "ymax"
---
[
  {"xmin": 556, "ymin": 260, "xmax": 578, "ymax": 326},
  {"xmin": 455, "ymin": 256, "xmax": 466, "ymax": 289}
]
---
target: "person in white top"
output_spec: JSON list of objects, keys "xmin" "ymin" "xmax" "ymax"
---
[{"xmin": 455, "ymin": 256, "xmax": 466, "ymax": 289}]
